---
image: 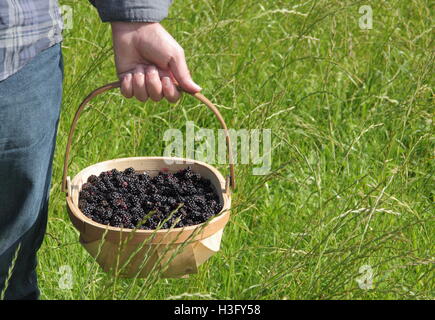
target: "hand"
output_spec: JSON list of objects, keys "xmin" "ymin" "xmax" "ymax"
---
[{"xmin": 111, "ymin": 22, "xmax": 201, "ymax": 103}]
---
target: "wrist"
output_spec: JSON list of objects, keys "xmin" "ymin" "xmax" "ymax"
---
[{"xmin": 111, "ymin": 22, "xmax": 158, "ymax": 34}]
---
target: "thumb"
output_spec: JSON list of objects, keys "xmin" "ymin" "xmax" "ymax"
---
[{"xmin": 169, "ymin": 54, "xmax": 202, "ymax": 93}]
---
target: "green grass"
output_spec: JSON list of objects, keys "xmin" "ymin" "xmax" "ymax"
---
[{"xmin": 37, "ymin": 0, "xmax": 434, "ymax": 299}]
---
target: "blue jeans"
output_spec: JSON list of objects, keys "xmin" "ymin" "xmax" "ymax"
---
[{"xmin": 0, "ymin": 43, "xmax": 63, "ymax": 299}]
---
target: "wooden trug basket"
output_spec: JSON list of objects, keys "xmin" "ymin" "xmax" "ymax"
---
[{"xmin": 62, "ymin": 82, "xmax": 235, "ymax": 278}]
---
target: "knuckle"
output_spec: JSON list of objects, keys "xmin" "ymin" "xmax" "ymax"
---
[
  {"xmin": 133, "ymin": 73, "xmax": 145, "ymax": 85},
  {"xmin": 146, "ymin": 64, "xmax": 157, "ymax": 72},
  {"xmin": 146, "ymin": 69, "xmax": 159, "ymax": 79},
  {"xmin": 172, "ymin": 45, "xmax": 184, "ymax": 58}
]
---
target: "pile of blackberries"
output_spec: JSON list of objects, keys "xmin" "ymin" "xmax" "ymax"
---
[{"xmin": 78, "ymin": 167, "xmax": 223, "ymax": 230}]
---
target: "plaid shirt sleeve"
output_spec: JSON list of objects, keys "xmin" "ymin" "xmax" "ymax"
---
[{"xmin": 0, "ymin": 0, "xmax": 63, "ymax": 82}]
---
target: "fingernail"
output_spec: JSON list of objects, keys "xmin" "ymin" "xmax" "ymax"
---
[
  {"xmin": 190, "ymin": 80, "xmax": 202, "ymax": 91},
  {"xmin": 162, "ymin": 76, "xmax": 171, "ymax": 87}
]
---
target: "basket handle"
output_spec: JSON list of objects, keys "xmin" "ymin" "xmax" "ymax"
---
[{"xmin": 61, "ymin": 81, "xmax": 236, "ymax": 194}]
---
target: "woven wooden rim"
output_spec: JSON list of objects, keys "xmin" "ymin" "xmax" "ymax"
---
[{"xmin": 61, "ymin": 81, "xmax": 236, "ymax": 194}]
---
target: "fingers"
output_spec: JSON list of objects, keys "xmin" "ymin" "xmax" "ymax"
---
[
  {"xmin": 162, "ymin": 76, "xmax": 181, "ymax": 103},
  {"xmin": 119, "ymin": 65, "xmax": 181, "ymax": 103},
  {"xmin": 120, "ymin": 73, "xmax": 133, "ymax": 98},
  {"xmin": 145, "ymin": 65, "xmax": 163, "ymax": 101},
  {"xmin": 168, "ymin": 49, "xmax": 202, "ymax": 94},
  {"xmin": 132, "ymin": 65, "xmax": 148, "ymax": 102}
]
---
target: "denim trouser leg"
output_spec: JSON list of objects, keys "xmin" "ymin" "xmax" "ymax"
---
[{"xmin": 0, "ymin": 43, "xmax": 63, "ymax": 300}]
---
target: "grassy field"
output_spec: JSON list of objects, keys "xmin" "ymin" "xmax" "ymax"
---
[{"xmin": 37, "ymin": 0, "xmax": 433, "ymax": 299}]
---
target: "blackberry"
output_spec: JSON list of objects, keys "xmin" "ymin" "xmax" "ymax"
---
[
  {"xmin": 131, "ymin": 208, "xmax": 146, "ymax": 227},
  {"xmin": 161, "ymin": 186, "xmax": 177, "ymax": 197},
  {"xmin": 175, "ymin": 167, "xmax": 194, "ymax": 180},
  {"xmin": 138, "ymin": 172, "xmax": 151, "ymax": 183},
  {"xmin": 176, "ymin": 221, "xmax": 185, "ymax": 228},
  {"xmin": 151, "ymin": 194, "xmax": 165, "ymax": 203},
  {"xmin": 95, "ymin": 181, "xmax": 107, "ymax": 192},
  {"xmin": 116, "ymin": 210, "xmax": 131, "ymax": 226},
  {"xmin": 81, "ymin": 182, "xmax": 92, "ymax": 190},
  {"xmin": 92, "ymin": 216, "xmax": 103, "ymax": 224},
  {"xmin": 195, "ymin": 186, "xmax": 205, "ymax": 195},
  {"xmin": 184, "ymin": 167, "xmax": 194, "ymax": 179},
  {"xmin": 78, "ymin": 198, "xmax": 88, "ymax": 209},
  {"xmin": 204, "ymin": 206, "xmax": 216, "ymax": 217},
  {"xmin": 108, "ymin": 191, "xmax": 122, "ymax": 200},
  {"xmin": 167, "ymin": 197, "xmax": 177, "ymax": 206},
  {"xmin": 81, "ymin": 206, "xmax": 94, "ymax": 217},
  {"xmin": 178, "ymin": 207, "xmax": 187, "ymax": 217},
  {"xmin": 192, "ymin": 195, "xmax": 206, "ymax": 206},
  {"xmin": 103, "ymin": 179, "xmax": 116, "ymax": 191},
  {"xmin": 191, "ymin": 210, "xmax": 203, "ymax": 219},
  {"xmin": 87, "ymin": 175, "xmax": 99, "ymax": 184},
  {"xmin": 99, "ymin": 171, "xmax": 111, "ymax": 180},
  {"xmin": 100, "ymin": 208, "xmax": 113, "ymax": 221},
  {"xmin": 139, "ymin": 191, "xmax": 150, "ymax": 202},
  {"xmin": 124, "ymin": 167, "xmax": 136, "ymax": 176},
  {"xmin": 131, "ymin": 206, "xmax": 144, "ymax": 218},
  {"xmin": 142, "ymin": 201, "xmax": 154, "ymax": 211},
  {"xmin": 79, "ymin": 190, "xmax": 91, "ymax": 201},
  {"xmin": 112, "ymin": 198, "xmax": 127, "ymax": 209},
  {"xmin": 209, "ymin": 199, "xmax": 221, "ymax": 211},
  {"xmin": 127, "ymin": 184, "xmax": 140, "ymax": 195},
  {"xmin": 128, "ymin": 194, "xmax": 142, "ymax": 207},
  {"xmin": 191, "ymin": 172, "xmax": 201, "ymax": 181},
  {"xmin": 159, "ymin": 205, "xmax": 171, "ymax": 215},
  {"xmin": 152, "ymin": 174, "xmax": 165, "ymax": 185},
  {"xmin": 110, "ymin": 168, "xmax": 120, "ymax": 176},
  {"xmin": 146, "ymin": 184, "xmax": 158, "ymax": 194},
  {"xmin": 205, "ymin": 192, "xmax": 217, "ymax": 200},
  {"xmin": 94, "ymin": 207, "xmax": 106, "ymax": 218},
  {"xmin": 183, "ymin": 184, "xmax": 197, "ymax": 196},
  {"xmin": 110, "ymin": 215, "xmax": 122, "ymax": 227},
  {"xmin": 183, "ymin": 197, "xmax": 196, "ymax": 208}
]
